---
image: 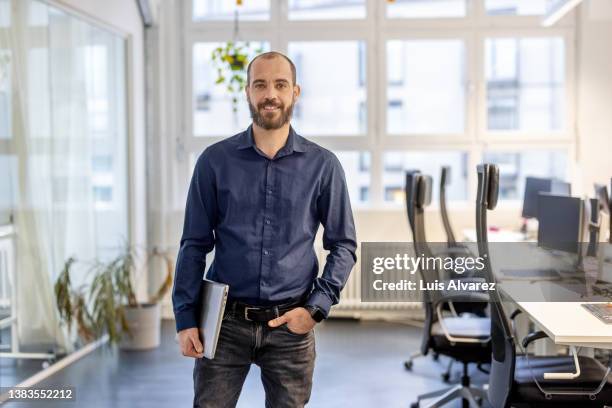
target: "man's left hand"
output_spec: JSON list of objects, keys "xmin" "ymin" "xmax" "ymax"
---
[{"xmin": 268, "ymin": 307, "xmax": 316, "ymax": 335}]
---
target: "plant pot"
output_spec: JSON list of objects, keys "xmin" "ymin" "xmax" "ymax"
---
[
  {"xmin": 118, "ymin": 303, "xmax": 161, "ymax": 350},
  {"xmin": 227, "ymin": 54, "xmax": 246, "ymax": 70}
]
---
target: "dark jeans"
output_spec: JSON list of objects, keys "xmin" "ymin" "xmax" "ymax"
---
[{"xmin": 193, "ymin": 308, "xmax": 316, "ymax": 408}]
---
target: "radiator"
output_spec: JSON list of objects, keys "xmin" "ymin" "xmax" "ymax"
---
[{"xmin": 316, "ymin": 246, "xmax": 421, "ymax": 312}]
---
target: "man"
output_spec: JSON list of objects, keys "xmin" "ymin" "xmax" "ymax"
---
[{"xmin": 172, "ymin": 51, "xmax": 357, "ymax": 408}]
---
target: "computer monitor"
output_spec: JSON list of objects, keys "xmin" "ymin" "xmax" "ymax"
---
[
  {"xmin": 522, "ymin": 177, "xmax": 571, "ymax": 219},
  {"xmin": 595, "ymin": 183, "xmax": 610, "ymax": 215},
  {"xmin": 537, "ymin": 194, "xmax": 583, "ymax": 255},
  {"xmin": 551, "ymin": 179, "xmax": 571, "ymax": 196}
]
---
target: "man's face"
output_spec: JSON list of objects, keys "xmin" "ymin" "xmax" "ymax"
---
[{"xmin": 246, "ymin": 57, "xmax": 300, "ymax": 130}]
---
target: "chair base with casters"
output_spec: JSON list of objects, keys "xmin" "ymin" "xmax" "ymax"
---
[
  {"xmin": 410, "ymin": 313, "xmax": 492, "ymax": 408},
  {"xmin": 404, "ymin": 351, "xmax": 454, "ymax": 384},
  {"xmin": 411, "ymin": 362, "xmax": 488, "ymax": 408},
  {"xmin": 404, "ymin": 351, "xmax": 441, "ymax": 371}
]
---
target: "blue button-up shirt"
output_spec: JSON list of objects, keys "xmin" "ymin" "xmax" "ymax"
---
[{"xmin": 172, "ymin": 125, "xmax": 357, "ymax": 332}]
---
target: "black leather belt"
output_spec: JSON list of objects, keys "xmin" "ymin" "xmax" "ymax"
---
[{"xmin": 228, "ymin": 298, "xmax": 306, "ymax": 322}]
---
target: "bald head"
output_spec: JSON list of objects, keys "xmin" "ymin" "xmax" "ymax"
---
[{"xmin": 247, "ymin": 51, "xmax": 297, "ymax": 87}]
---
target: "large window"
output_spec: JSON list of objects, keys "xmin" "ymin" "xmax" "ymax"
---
[
  {"xmin": 383, "ymin": 151, "xmax": 468, "ymax": 204},
  {"xmin": 288, "ymin": 41, "xmax": 367, "ymax": 136},
  {"xmin": 0, "ymin": 49, "xmax": 10, "ymax": 139},
  {"xmin": 0, "ymin": 0, "xmax": 129, "ymax": 255},
  {"xmin": 0, "ymin": 0, "xmax": 10, "ymax": 28},
  {"xmin": 289, "ymin": 0, "xmax": 366, "ymax": 20},
  {"xmin": 193, "ymin": 0, "xmax": 270, "ymax": 21},
  {"xmin": 336, "ymin": 151, "xmax": 371, "ymax": 206},
  {"xmin": 0, "ymin": 0, "xmax": 130, "ymax": 365},
  {"xmin": 193, "ymin": 41, "xmax": 269, "ymax": 136},
  {"xmin": 485, "ymin": 0, "xmax": 553, "ymax": 16},
  {"xmin": 386, "ymin": 0, "xmax": 466, "ymax": 19},
  {"xmin": 0, "ymin": 154, "xmax": 17, "ymax": 224},
  {"xmin": 182, "ymin": 1, "xmax": 574, "ymax": 209},
  {"xmin": 387, "ymin": 39, "xmax": 466, "ymax": 134},
  {"xmin": 483, "ymin": 150, "xmax": 567, "ymax": 200},
  {"xmin": 485, "ymin": 37, "xmax": 565, "ymax": 132}
]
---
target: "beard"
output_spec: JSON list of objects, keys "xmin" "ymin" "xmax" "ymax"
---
[{"xmin": 248, "ymin": 95, "xmax": 295, "ymax": 130}]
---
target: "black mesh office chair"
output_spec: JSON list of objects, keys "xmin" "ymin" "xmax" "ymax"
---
[
  {"xmin": 406, "ymin": 170, "xmax": 491, "ymax": 408},
  {"xmin": 404, "ymin": 169, "xmax": 480, "ymax": 376},
  {"xmin": 476, "ymin": 163, "xmax": 612, "ymax": 408},
  {"xmin": 440, "ymin": 166, "xmax": 488, "ymax": 319},
  {"xmin": 405, "ymin": 169, "xmax": 440, "ymax": 374}
]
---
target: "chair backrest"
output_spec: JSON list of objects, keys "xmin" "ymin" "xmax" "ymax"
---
[
  {"xmin": 404, "ymin": 170, "xmax": 435, "ymax": 274},
  {"xmin": 475, "ymin": 163, "xmax": 515, "ymax": 408},
  {"xmin": 440, "ymin": 166, "xmax": 457, "ymax": 247}
]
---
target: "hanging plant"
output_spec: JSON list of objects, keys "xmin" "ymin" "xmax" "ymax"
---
[{"xmin": 211, "ymin": 42, "xmax": 262, "ymax": 113}]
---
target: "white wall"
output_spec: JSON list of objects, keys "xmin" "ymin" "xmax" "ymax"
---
[
  {"xmin": 52, "ymin": 0, "xmax": 149, "ymax": 300},
  {"xmin": 576, "ymin": 0, "xmax": 612, "ymax": 194}
]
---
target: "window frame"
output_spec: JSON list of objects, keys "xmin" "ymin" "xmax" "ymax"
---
[{"xmin": 177, "ymin": 0, "xmax": 577, "ymax": 210}]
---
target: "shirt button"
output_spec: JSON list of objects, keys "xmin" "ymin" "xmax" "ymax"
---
[
  {"xmin": 263, "ymin": 250, "xmax": 269, "ymax": 255},
  {"xmin": 265, "ymin": 219, "xmax": 271, "ymax": 225},
  {"xmin": 267, "ymin": 189, "xmax": 272, "ymax": 194}
]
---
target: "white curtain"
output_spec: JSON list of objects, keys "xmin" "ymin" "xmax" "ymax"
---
[{"xmin": 0, "ymin": 0, "xmax": 128, "ymax": 354}]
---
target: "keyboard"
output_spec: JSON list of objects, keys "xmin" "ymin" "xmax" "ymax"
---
[{"xmin": 582, "ymin": 303, "xmax": 612, "ymax": 324}]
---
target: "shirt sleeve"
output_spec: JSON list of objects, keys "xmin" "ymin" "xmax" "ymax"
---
[
  {"xmin": 172, "ymin": 151, "xmax": 217, "ymax": 332},
  {"xmin": 306, "ymin": 154, "xmax": 357, "ymax": 318}
]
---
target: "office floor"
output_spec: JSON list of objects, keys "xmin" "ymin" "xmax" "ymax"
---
[{"xmin": 2, "ymin": 319, "xmax": 490, "ymax": 408}]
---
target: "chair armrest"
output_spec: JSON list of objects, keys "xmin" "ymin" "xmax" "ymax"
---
[
  {"xmin": 434, "ymin": 302, "xmax": 490, "ymax": 345},
  {"xmin": 521, "ymin": 330, "xmax": 549, "ymax": 349},
  {"xmin": 510, "ymin": 309, "xmax": 522, "ymax": 320}
]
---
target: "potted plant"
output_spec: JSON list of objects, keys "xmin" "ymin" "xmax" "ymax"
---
[
  {"xmin": 211, "ymin": 41, "xmax": 263, "ymax": 112},
  {"xmin": 54, "ymin": 246, "xmax": 174, "ymax": 350}
]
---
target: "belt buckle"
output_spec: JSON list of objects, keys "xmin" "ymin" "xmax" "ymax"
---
[{"xmin": 244, "ymin": 306, "xmax": 257, "ymax": 321}]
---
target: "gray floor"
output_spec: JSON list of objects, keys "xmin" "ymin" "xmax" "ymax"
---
[{"xmin": 2, "ymin": 319, "xmax": 489, "ymax": 407}]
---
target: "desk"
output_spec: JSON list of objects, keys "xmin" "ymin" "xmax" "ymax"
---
[{"xmin": 499, "ymin": 281, "xmax": 612, "ymax": 350}]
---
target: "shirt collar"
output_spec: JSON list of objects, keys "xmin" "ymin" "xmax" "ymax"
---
[{"xmin": 236, "ymin": 124, "xmax": 307, "ymax": 154}]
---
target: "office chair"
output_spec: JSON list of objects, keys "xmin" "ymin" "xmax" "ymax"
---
[
  {"xmin": 404, "ymin": 169, "xmax": 473, "ymax": 377},
  {"xmin": 404, "ymin": 169, "xmax": 440, "ymax": 374},
  {"xmin": 475, "ymin": 163, "xmax": 612, "ymax": 408},
  {"xmin": 439, "ymin": 166, "xmax": 488, "ymax": 319},
  {"xmin": 406, "ymin": 170, "xmax": 491, "ymax": 408}
]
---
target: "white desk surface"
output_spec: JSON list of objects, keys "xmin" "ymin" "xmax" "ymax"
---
[{"xmin": 500, "ymin": 282, "xmax": 612, "ymax": 349}]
